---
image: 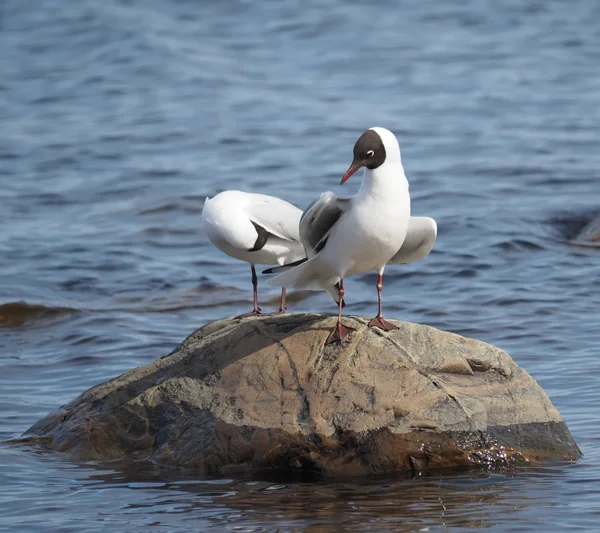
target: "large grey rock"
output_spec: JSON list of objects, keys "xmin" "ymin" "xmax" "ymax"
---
[{"xmin": 24, "ymin": 314, "xmax": 580, "ymax": 477}]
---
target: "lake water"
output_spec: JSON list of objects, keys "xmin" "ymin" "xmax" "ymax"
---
[{"xmin": 2, "ymin": 0, "xmax": 600, "ymax": 531}]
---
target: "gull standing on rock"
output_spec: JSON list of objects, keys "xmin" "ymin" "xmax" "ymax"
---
[
  {"xmin": 265, "ymin": 127, "xmax": 434, "ymax": 344},
  {"xmin": 202, "ymin": 190, "xmax": 306, "ymax": 316}
]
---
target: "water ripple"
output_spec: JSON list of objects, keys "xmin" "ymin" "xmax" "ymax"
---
[{"xmin": 2, "ymin": 0, "xmax": 600, "ymax": 531}]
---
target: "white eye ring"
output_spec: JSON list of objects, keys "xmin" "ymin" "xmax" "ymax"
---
[{"xmin": 367, "ymin": 150, "xmax": 375, "ymax": 158}]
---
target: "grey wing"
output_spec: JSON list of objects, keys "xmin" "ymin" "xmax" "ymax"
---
[
  {"xmin": 299, "ymin": 191, "xmax": 351, "ymax": 256},
  {"xmin": 244, "ymin": 194, "xmax": 303, "ymax": 242},
  {"xmin": 388, "ymin": 217, "xmax": 437, "ymax": 264}
]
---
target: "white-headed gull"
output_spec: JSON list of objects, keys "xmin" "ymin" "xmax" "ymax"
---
[
  {"xmin": 265, "ymin": 127, "xmax": 435, "ymax": 344},
  {"xmin": 202, "ymin": 190, "xmax": 306, "ymax": 316}
]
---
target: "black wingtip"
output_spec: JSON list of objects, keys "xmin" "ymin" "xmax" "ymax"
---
[
  {"xmin": 248, "ymin": 222, "xmax": 270, "ymax": 252},
  {"xmin": 286, "ymin": 257, "xmax": 309, "ymax": 267},
  {"xmin": 262, "ymin": 257, "xmax": 308, "ymax": 275},
  {"xmin": 341, "ymin": 298, "xmax": 346, "ymax": 308}
]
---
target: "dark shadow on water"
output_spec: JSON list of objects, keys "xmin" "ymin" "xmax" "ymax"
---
[{"xmin": 35, "ymin": 454, "xmax": 580, "ymax": 531}]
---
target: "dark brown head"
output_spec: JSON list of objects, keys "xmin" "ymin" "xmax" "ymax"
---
[{"xmin": 341, "ymin": 129, "xmax": 387, "ymax": 184}]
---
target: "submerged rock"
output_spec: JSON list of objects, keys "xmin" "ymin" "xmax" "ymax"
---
[
  {"xmin": 24, "ymin": 314, "xmax": 580, "ymax": 477},
  {"xmin": 570, "ymin": 214, "xmax": 600, "ymax": 247}
]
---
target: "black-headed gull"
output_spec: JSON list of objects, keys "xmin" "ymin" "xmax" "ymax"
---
[
  {"xmin": 265, "ymin": 127, "xmax": 436, "ymax": 344},
  {"xmin": 202, "ymin": 190, "xmax": 306, "ymax": 316}
]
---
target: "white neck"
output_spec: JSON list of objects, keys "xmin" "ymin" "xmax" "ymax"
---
[{"xmin": 357, "ymin": 162, "xmax": 409, "ymax": 201}]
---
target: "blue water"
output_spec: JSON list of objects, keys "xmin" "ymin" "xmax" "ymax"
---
[{"xmin": 2, "ymin": 0, "xmax": 600, "ymax": 531}]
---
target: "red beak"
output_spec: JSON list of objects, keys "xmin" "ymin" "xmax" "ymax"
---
[{"xmin": 340, "ymin": 163, "xmax": 361, "ymax": 185}]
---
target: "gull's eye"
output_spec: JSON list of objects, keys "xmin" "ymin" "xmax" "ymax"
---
[{"xmin": 367, "ymin": 150, "xmax": 375, "ymax": 158}]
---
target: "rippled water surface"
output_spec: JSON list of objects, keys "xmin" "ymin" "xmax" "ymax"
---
[{"xmin": 2, "ymin": 0, "xmax": 600, "ymax": 531}]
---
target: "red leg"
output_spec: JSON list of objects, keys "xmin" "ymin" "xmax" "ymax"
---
[
  {"xmin": 235, "ymin": 265, "xmax": 262, "ymax": 318},
  {"xmin": 368, "ymin": 273, "xmax": 398, "ymax": 331},
  {"xmin": 279, "ymin": 287, "xmax": 287, "ymax": 313},
  {"xmin": 262, "ymin": 287, "xmax": 287, "ymax": 315},
  {"xmin": 325, "ymin": 278, "xmax": 355, "ymax": 344}
]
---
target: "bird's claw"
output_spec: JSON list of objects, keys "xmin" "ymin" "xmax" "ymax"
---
[
  {"xmin": 368, "ymin": 316, "xmax": 398, "ymax": 331},
  {"xmin": 235, "ymin": 308, "xmax": 262, "ymax": 319},
  {"xmin": 325, "ymin": 321, "xmax": 355, "ymax": 345}
]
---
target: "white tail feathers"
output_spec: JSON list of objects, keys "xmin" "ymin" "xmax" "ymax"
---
[
  {"xmin": 266, "ymin": 257, "xmax": 342, "ymax": 304},
  {"xmin": 266, "ymin": 257, "xmax": 323, "ymax": 290}
]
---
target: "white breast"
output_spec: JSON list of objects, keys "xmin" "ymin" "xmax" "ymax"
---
[{"xmin": 321, "ymin": 164, "xmax": 411, "ymax": 278}]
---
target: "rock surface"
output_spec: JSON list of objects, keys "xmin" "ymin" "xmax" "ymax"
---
[{"xmin": 24, "ymin": 314, "xmax": 580, "ymax": 477}]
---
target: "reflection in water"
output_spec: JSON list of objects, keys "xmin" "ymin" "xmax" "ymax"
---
[{"xmin": 2, "ymin": 449, "xmax": 581, "ymax": 532}]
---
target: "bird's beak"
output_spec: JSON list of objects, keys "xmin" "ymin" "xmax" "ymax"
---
[{"xmin": 340, "ymin": 160, "xmax": 363, "ymax": 185}]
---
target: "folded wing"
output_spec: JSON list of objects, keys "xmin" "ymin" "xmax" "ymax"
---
[
  {"xmin": 299, "ymin": 191, "xmax": 351, "ymax": 256},
  {"xmin": 388, "ymin": 217, "xmax": 437, "ymax": 265},
  {"xmin": 244, "ymin": 194, "xmax": 303, "ymax": 242}
]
